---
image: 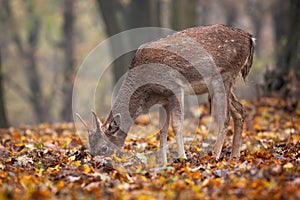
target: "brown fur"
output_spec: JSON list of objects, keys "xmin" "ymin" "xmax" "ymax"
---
[{"xmin": 86, "ymin": 24, "xmax": 255, "ymax": 162}]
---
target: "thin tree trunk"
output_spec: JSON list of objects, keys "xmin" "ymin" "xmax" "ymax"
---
[
  {"xmin": 149, "ymin": 0, "xmax": 161, "ymax": 27},
  {"xmin": 3, "ymin": 0, "xmax": 49, "ymax": 123},
  {"xmin": 97, "ymin": 0, "xmax": 130, "ymax": 84},
  {"xmin": 265, "ymin": 0, "xmax": 300, "ymax": 92},
  {"xmin": 172, "ymin": 0, "xmax": 197, "ymax": 30},
  {"xmin": 61, "ymin": 0, "xmax": 75, "ymax": 122},
  {"xmin": 281, "ymin": 0, "xmax": 300, "ymax": 78},
  {"xmin": 273, "ymin": 0, "xmax": 300, "ymax": 77},
  {"xmin": 128, "ymin": 0, "xmax": 151, "ymax": 28},
  {"xmin": 0, "ymin": 48, "xmax": 9, "ymax": 128},
  {"xmin": 97, "ymin": 0, "xmax": 161, "ymax": 84},
  {"xmin": 27, "ymin": 44, "xmax": 48, "ymax": 122},
  {"xmin": 24, "ymin": 3, "xmax": 48, "ymax": 123},
  {"xmin": 0, "ymin": 0, "xmax": 9, "ymax": 127}
]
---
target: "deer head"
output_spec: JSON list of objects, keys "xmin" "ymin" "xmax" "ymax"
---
[{"xmin": 76, "ymin": 111, "xmax": 125, "ymax": 156}]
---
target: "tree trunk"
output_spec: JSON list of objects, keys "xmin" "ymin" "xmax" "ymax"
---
[
  {"xmin": 3, "ymin": 1, "xmax": 49, "ymax": 123},
  {"xmin": 149, "ymin": 0, "xmax": 161, "ymax": 27},
  {"xmin": 172, "ymin": 0, "xmax": 197, "ymax": 30},
  {"xmin": 0, "ymin": 48, "xmax": 9, "ymax": 128},
  {"xmin": 281, "ymin": 0, "xmax": 300, "ymax": 77},
  {"xmin": 273, "ymin": 0, "xmax": 300, "ymax": 78},
  {"xmin": 27, "ymin": 44, "xmax": 48, "ymax": 123},
  {"xmin": 265, "ymin": 0, "xmax": 300, "ymax": 95},
  {"xmin": 128, "ymin": 0, "xmax": 150, "ymax": 28},
  {"xmin": 96, "ymin": 0, "xmax": 130, "ymax": 84},
  {"xmin": 96, "ymin": 0, "xmax": 161, "ymax": 84},
  {"xmin": 61, "ymin": 0, "xmax": 75, "ymax": 122},
  {"xmin": 0, "ymin": 0, "xmax": 9, "ymax": 127},
  {"xmin": 24, "ymin": 3, "xmax": 49, "ymax": 123}
]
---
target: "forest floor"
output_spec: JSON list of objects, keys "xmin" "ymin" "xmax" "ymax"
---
[{"xmin": 0, "ymin": 97, "xmax": 299, "ymax": 200}]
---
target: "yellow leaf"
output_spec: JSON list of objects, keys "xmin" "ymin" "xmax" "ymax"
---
[
  {"xmin": 56, "ymin": 180, "xmax": 65, "ymax": 190},
  {"xmin": 192, "ymin": 184, "xmax": 200, "ymax": 192},
  {"xmin": 295, "ymin": 102, "xmax": 300, "ymax": 115},
  {"xmin": 202, "ymin": 179, "xmax": 210, "ymax": 187},
  {"xmin": 283, "ymin": 162, "xmax": 294, "ymax": 169},
  {"xmin": 111, "ymin": 150, "xmax": 126, "ymax": 162},
  {"xmin": 5, "ymin": 157, "xmax": 12, "ymax": 163},
  {"xmin": 137, "ymin": 194, "xmax": 156, "ymax": 200},
  {"xmin": 194, "ymin": 145, "xmax": 201, "ymax": 153},
  {"xmin": 15, "ymin": 143, "xmax": 25, "ymax": 147},
  {"xmin": 68, "ymin": 155, "xmax": 76, "ymax": 161},
  {"xmin": 185, "ymin": 178, "xmax": 194, "ymax": 186},
  {"xmin": 84, "ymin": 164, "xmax": 91, "ymax": 173},
  {"xmin": 253, "ymin": 123, "xmax": 263, "ymax": 131},
  {"xmin": 71, "ymin": 161, "xmax": 81, "ymax": 167}
]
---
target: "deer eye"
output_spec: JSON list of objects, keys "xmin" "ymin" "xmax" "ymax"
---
[{"xmin": 101, "ymin": 145, "xmax": 108, "ymax": 152}]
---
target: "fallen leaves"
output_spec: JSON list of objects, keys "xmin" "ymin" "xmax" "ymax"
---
[{"xmin": 0, "ymin": 97, "xmax": 299, "ymax": 199}]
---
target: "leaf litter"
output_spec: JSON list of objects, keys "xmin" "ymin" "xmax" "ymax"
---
[{"xmin": 0, "ymin": 97, "xmax": 299, "ymax": 199}]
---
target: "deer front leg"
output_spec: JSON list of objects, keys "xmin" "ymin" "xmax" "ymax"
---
[
  {"xmin": 159, "ymin": 105, "xmax": 170, "ymax": 165},
  {"xmin": 230, "ymin": 92, "xmax": 245, "ymax": 159},
  {"xmin": 170, "ymin": 89, "xmax": 186, "ymax": 159}
]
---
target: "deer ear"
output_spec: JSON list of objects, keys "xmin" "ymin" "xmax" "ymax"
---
[
  {"xmin": 91, "ymin": 111, "xmax": 102, "ymax": 131},
  {"xmin": 108, "ymin": 114, "xmax": 121, "ymax": 133}
]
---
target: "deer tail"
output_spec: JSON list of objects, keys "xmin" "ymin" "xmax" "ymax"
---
[{"xmin": 241, "ymin": 36, "xmax": 255, "ymax": 81}]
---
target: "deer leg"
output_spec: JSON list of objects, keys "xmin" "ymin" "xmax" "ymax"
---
[
  {"xmin": 230, "ymin": 92, "xmax": 245, "ymax": 159},
  {"xmin": 211, "ymin": 83, "xmax": 231, "ymax": 160},
  {"xmin": 170, "ymin": 90, "xmax": 186, "ymax": 159},
  {"xmin": 159, "ymin": 105, "xmax": 170, "ymax": 165},
  {"xmin": 212, "ymin": 108, "xmax": 230, "ymax": 160}
]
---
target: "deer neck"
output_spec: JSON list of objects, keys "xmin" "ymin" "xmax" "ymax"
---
[{"xmin": 105, "ymin": 80, "xmax": 149, "ymax": 136}]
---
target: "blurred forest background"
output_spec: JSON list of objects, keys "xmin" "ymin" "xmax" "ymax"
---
[{"xmin": 0, "ymin": 0, "xmax": 299, "ymax": 126}]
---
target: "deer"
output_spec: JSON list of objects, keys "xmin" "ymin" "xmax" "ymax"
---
[{"xmin": 77, "ymin": 24, "xmax": 255, "ymax": 164}]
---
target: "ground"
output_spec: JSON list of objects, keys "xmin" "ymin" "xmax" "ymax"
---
[{"xmin": 0, "ymin": 97, "xmax": 299, "ymax": 200}]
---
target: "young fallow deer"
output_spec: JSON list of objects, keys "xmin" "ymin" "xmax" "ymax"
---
[{"xmin": 77, "ymin": 24, "xmax": 255, "ymax": 164}]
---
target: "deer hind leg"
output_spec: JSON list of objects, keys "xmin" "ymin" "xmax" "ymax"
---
[
  {"xmin": 170, "ymin": 89, "xmax": 187, "ymax": 159},
  {"xmin": 159, "ymin": 104, "xmax": 170, "ymax": 165},
  {"xmin": 211, "ymin": 83, "xmax": 231, "ymax": 160},
  {"xmin": 229, "ymin": 92, "xmax": 245, "ymax": 159}
]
